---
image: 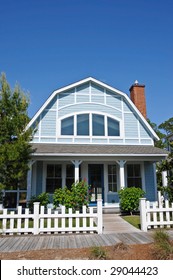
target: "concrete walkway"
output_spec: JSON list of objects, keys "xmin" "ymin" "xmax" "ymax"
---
[{"xmin": 103, "ymin": 214, "xmax": 141, "ymax": 234}]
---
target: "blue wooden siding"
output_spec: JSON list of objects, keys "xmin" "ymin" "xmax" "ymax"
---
[
  {"xmin": 58, "ymin": 103, "xmax": 122, "ymax": 119},
  {"xmin": 76, "ymin": 82, "xmax": 90, "ymax": 94},
  {"xmin": 45, "ymin": 96, "xmax": 57, "ymax": 110},
  {"xmin": 107, "ymin": 193, "xmax": 119, "ymax": 203},
  {"xmin": 139, "ymin": 121, "xmax": 151, "ymax": 138},
  {"xmin": 41, "ymin": 110, "xmax": 56, "ymax": 136},
  {"xmin": 91, "ymin": 82, "xmax": 104, "ymax": 94},
  {"xmin": 124, "ymin": 113, "xmax": 138, "ymax": 138},
  {"xmin": 31, "ymin": 81, "xmax": 153, "ymax": 144},
  {"xmin": 144, "ymin": 162, "xmax": 157, "ymax": 201}
]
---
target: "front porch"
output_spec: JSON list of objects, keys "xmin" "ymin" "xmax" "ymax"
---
[{"xmin": 27, "ymin": 156, "xmax": 157, "ymax": 207}]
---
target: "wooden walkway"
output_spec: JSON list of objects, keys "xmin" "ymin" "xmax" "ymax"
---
[
  {"xmin": 0, "ymin": 214, "xmax": 173, "ymax": 253},
  {"xmin": 0, "ymin": 232, "xmax": 155, "ymax": 253}
]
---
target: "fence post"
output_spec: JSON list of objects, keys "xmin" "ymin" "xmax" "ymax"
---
[
  {"xmin": 139, "ymin": 198, "xmax": 147, "ymax": 232},
  {"xmin": 97, "ymin": 199, "xmax": 103, "ymax": 234},
  {"xmin": 33, "ymin": 202, "xmax": 40, "ymax": 235}
]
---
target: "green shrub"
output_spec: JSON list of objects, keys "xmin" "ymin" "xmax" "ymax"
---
[
  {"xmin": 28, "ymin": 192, "xmax": 50, "ymax": 211},
  {"xmin": 53, "ymin": 180, "xmax": 91, "ymax": 210},
  {"xmin": 118, "ymin": 187, "xmax": 145, "ymax": 215}
]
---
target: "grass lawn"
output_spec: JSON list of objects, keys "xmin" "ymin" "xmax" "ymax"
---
[{"xmin": 122, "ymin": 215, "xmax": 141, "ymax": 229}]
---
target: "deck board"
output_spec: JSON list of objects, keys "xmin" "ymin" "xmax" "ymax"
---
[{"xmin": 0, "ymin": 232, "xmax": 165, "ymax": 252}]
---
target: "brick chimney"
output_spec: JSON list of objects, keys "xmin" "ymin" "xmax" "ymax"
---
[{"xmin": 129, "ymin": 80, "xmax": 147, "ymax": 119}]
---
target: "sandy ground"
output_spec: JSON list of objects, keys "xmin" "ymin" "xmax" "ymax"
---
[{"xmin": 0, "ymin": 242, "xmax": 173, "ymax": 260}]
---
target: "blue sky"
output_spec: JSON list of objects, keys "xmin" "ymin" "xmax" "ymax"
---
[{"xmin": 0, "ymin": 0, "xmax": 173, "ymax": 125}]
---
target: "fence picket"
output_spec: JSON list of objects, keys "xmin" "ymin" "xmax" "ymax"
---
[
  {"xmin": 146, "ymin": 200, "xmax": 151, "ymax": 229},
  {"xmin": 9, "ymin": 211, "xmax": 15, "ymax": 235},
  {"xmin": 153, "ymin": 202, "xmax": 157, "ymax": 229},
  {"xmin": 165, "ymin": 200, "xmax": 170, "ymax": 228},
  {"xmin": 17, "ymin": 206, "xmax": 22, "ymax": 235},
  {"xmin": 24, "ymin": 208, "xmax": 29, "ymax": 234},
  {"xmin": 0, "ymin": 199, "xmax": 102, "ymax": 235},
  {"xmin": 68, "ymin": 208, "xmax": 73, "ymax": 233},
  {"xmin": 2, "ymin": 209, "xmax": 7, "ymax": 234},
  {"xmin": 47, "ymin": 208, "xmax": 51, "ymax": 234},
  {"xmin": 140, "ymin": 195, "xmax": 173, "ymax": 232}
]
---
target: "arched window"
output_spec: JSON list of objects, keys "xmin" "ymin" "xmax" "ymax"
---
[
  {"xmin": 77, "ymin": 114, "xmax": 89, "ymax": 135},
  {"xmin": 61, "ymin": 114, "xmax": 120, "ymax": 137},
  {"xmin": 61, "ymin": 116, "xmax": 74, "ymax": 135},
  {"xmin": 107, "ymin": 117, "xmax": 120, "ymax": 136}
]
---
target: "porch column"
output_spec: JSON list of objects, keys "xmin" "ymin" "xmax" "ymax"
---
[
  {"xmin": 162, "ymin": 171, "xmax": 168, "ymax": 187},
  {"xmin": 71, "ymin": 160, "xmax": 82, "ymax": 183},
  {"xmin": 27, "ymin": 161, "xmax": 35, "ymax": 201},
  {"xmin": 116, "ymin": 160, "xmax": 126, "ymax": 189}
]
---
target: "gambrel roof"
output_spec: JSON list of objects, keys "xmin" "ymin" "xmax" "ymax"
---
[{"xmin": 27, "ymin": 77, "xmax": 159, "ymax": 141}]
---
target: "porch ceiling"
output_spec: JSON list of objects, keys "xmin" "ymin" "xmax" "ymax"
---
[{"xmin": 31, "ymin": 143, "xmax": 168, "ymax": 161}]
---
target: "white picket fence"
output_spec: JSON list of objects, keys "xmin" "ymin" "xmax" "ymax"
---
[
  {"xmin": 140, "ymin": 194, "xmax": 173, "ymax": 232},
  {"xmin": 0, "ymin": 199, "xmax": 103, "ymax": 235}
]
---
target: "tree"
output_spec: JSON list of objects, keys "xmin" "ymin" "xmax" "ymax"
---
[
  {"xmin": 0, "ymin": 73, "xmax": 33, "ymax": 193},
  {"xmin": 159, "ymin": 117, "xmax": 173, "ymax": 136},
  {"xmin": 147, "ymin": 119, "xmax": 166, "ymax": 148},
  {"xmin": 148, "ymin": 117, "xmax": 173, "ymax": 201}
]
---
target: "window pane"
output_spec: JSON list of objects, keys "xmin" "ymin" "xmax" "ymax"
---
[
  {"xmin": 108, "ymin": 164, "xmax": 117, "ymax": 192},
  {"xmin": 46, "ymin": 179, "xmax": 62, "ymax": 193},
  {"xmin": 108, "ymin": 117, "xmax": 120, "ymax": 136},
  {"xmin": 55, "ymin": 165, "xmax": 62, "ymax": 177},
  {"xmin": 47, "ymin": 165, "xmax": 54, "ymax": 177},
  {"xmin": 77, "ymin": 114, "xmax": 89, "ymax": 135},
  {"xmin": 134, "ymin": 164, "xmax": 140, "ymax": 176},
  {"xmin": 92, "ymin": 114, "xmax": 104, "ymax": 136},
  {"xmin": 127, "ymin": 164, "xmax": 142, "ymax": 188},
  {"xmin": 127, "ymin": 164, "xmax": 133, "ymax": 177},
  {"xmin": 61, "ymin": 116, "xmax": 74, "ymax": 135}
]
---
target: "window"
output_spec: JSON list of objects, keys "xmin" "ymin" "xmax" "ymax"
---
[
  {"xmin": 46, "ymin": 164, "xmax": 62, "ymax": 193},
  {"xmin": 61, "ymin": 116, "xmax": 74, "ymax": 135},
  {"xmin": 61, "ymin": 113, "xmax": 120, "ymax": 137},
  {"xmin": 77, "ymin": 114, "xmax": 89, "ymax": 135},
  {"xmin": 92, "ymin": 114, "xmax": 104, "ymax": 136},
  {"xmin": 108, "ymin": 117, "xmax": 120, "ymax": 136},
  {"xmin": 108, "ymin": 165, "xmax": 117, "ymax": 192},
  {"xmin": 127, "ymin": 164, "xmax": 142, "ymax": 188}
]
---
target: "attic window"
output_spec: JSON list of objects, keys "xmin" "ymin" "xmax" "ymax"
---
[
  {"xmin": 61, "ymin": 116, "xmax": 74, "ymax": 135},
  {"xmin": 77, "ymin": 114, "xmax": 89, "ymax": 135},
  {"xmin": 61, "ymin": 114, "xmax": 120, "ymax": 137},
  {"xmin": 108, "ymin": 117, "xmax": 120, "ymax": 136}
]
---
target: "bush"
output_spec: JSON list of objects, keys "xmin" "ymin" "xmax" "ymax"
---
[
  {"xmin": 28, "ymin": 192, "xmax": 50, "ymax": 211},
  {"xmin": 118, "ymin": 187, "xmax": 145, "ymax": 215},
  {"xmin": 53, "ymin": 180, "xmax": 91, "ymax": 211}
]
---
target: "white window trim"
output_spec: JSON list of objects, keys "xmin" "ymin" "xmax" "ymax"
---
[{"xmin": 58, "ymin": 111, "xmax": 123, "ymax": 139}]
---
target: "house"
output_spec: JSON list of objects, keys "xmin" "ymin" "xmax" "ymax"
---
[{"xmin": 23, "ymin": 77, "xmax": 168, "ymax": 210}]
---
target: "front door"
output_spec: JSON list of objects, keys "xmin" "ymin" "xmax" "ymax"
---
[{"xmin": 88, "ymin": 164, "xmax": 104, "ymax": 204}]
